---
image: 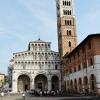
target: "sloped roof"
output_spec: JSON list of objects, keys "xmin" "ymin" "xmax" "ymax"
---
[{"xmin": 63, "ymin": 33, "xmax": 100, "ymax": 58}]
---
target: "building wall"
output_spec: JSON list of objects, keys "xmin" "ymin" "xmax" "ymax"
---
[
  {"xmin": 63, "ymin": 35, "xmax": 100, "ymax": 95},
  {"xmin": 0, "ymin": 74, "xmax": 5, "ymax": 88}
]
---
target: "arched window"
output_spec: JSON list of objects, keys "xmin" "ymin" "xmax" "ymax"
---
[
  {"xmin": 68, "ymin": 10, "xmax": 69, "ymax": 15},
  {"xmin": 70, "ymin": 10, "xmax": 71, "ymax": 15},
  {"xmin": 63, "ymin": 1, "xmax": 65, "ymax": 5},
  {"xmin": 67, "ymin": 30, "xmax": 71, "ymax": 36},
  {"xmin": 65, "ymin": 1, "xmax": 67, "ymax": 5},
  {"xmin": 69, "ymin": 30, "xmax": 71, "ymax": 36},
  {"xmin": 70, "ymin": 20, "xmax": 72, "ymax": 25},
  {"xmin": 67, "ymin": 20, "xmax": 70, "ymax": 25},
  {"xmin": 55, "ymin": 64, "xmax": 58, "ymax": 70},
  {"xmin": 63, "ymin": 1, "xmax": 68, "ymax": 6},
  {"xmin": 90, "ymin": 74, "xmax": 96, "ymax": 91},
  {"xmin": 67, "ymin": 30, "xmax": 69, "ymax": 35},
  {"xmin": 69, "ymin": 1, "xmax": 71, "ymax": 6},
  {"xmin": 69, "ymin": 41, "xmax": 71, "ymax": 47},
  {"xmin": 65, "ymin": 20, "xmax": 67, "ymax": 25},
  {"xmin": 67, "ymin": 1, "xmax": 69, "ymax": 6}
]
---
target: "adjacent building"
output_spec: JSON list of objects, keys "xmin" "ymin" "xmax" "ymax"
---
[
  {"xmin": 63, "ymin": 34, "xmax": 100, "ymax": 94},
  {"xmin": 9, "ymin": 39, "xmax": 61, "ymax": 93},
  {"xmin": 0, "ymin": 73, "xmax": 5, "ymax": 89}
]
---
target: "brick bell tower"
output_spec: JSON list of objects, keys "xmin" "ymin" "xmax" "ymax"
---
[{"xmin": 56, "ymin": 0, "xmax": 77, "ymax": 59}]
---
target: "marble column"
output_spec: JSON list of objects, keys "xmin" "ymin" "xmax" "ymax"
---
[
  {"xmin": 30, "ymin": 79, "xmax": 35, "ymax": 90},
  {"xmin": 12, "ymin": 79, "xmax": 17, "ymax": 93},
  {"xmin": 59, "ymin": 80, "xmax": 61, "ymax": 91},
  {"xmin": 48, "ymin": 80, "xmax": 51, "ymax": 91}
]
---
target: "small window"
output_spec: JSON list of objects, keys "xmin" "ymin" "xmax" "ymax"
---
[
  {"xmin": 70, "ymin": 20, "xmax": 72, "ymax": 25},
  {"xmin": 69, "ymin": 41, "xmax": 71, "ymax": 47},
  {"xmin": 67, "ymin": 30, "xmax": 69, "ymax": 35},
  {"xmin": 74, "ymin": 67, "xmax": 76, "ymax": 72},
  {"xmin": 78, "ymin": 65, "xmax": 81, "ymax": 71},
  {"xmin": 67, "ymin": 30, "xmax": 71, "ymax": 36},
  {"xmin": 63, "ymin": 1, "xmax": 65, "ymax": 5},
  {"xmin": 69, "ymin": 1, "xmax": 71, "ymax": 6},
  {"xmin": 69, "ymin": 30, "xmax": 71, "ymax": 36},
  {"xmin": 83, "ymin": 62, "xmax": 87, "ymax": 68},
  {"xmin": 90, "ymin": 58, "xmax": 93, "ymax": 66},
  {"xmin": 65, "ymin": 20, "xmax": 67, "ymax": 25},
  {"xmin": 55, "ymin": 65, "xmax": 58, "ymax": 70},
  {"xmin": 70, "ymin": 10, "xmax": 71, "ymax": 15},
  {"xmin": 67, "ymin": 1, "xmax": 69, "ymax": 6},
  {"xmin": 67, "ymin": 20, "xmax": 70, "ymax": 25}
]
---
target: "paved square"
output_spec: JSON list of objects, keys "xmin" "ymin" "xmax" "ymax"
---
[{"xmin": 0, "ymin": 95, "xmax": 100, "ymax": 100}]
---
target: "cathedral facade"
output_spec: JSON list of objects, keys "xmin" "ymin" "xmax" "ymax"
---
[{"xmin": 9, "ymin": 39, "xmax": 61, "ymax": 93}]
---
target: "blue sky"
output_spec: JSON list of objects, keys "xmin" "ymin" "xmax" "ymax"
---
[{"xmin": 0, "ymin": 0, "xmax": 100, "ymax": 74}]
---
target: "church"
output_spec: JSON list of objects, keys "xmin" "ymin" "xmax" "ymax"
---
[{"xmin": 9, "ymin": 39, "xmax": 61, "ymax": 93}]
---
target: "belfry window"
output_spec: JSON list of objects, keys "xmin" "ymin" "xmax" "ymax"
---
[
  {"xmin": 69, "ymin": 1, "xmax": 71, "ymax": 6},
  {"xmin": 65, "ymin": 20, "xmax": 72, "ymax": 25},
  {"xmin": 70, "ymin": 20, "xmax": 72, "ymax": 25},
  {"xmin": 68, "ymin": 10, "xmax": 71, "ymax": 15},
  {"xmin": 55, "ymin": 64, "xmax": 58, "ymax": 70},
  {"xmin": 69, "ymin": 41, "xmax": 71, "ymax": 47},
  {"xmin": 67, "ymin": 10, "xmax": 69, "ymax": 15},
  {"xmin": 63, "ymin": 10, "xmax": 71, "ymax": 15},
  {"xmin": 65, "ymin": 20, "xmax": 67, "ymax": 25},
  {"xmin": 67, "ymin": 30, "xmax": 69, "ymax": 35},
  {"xmin": 67, "ymin": 30, "xmax": 71, "ymax": 36},
  {"xmin": 69, "ymin": 30, "xmax": 71, "ymax": 35},
  {"xmin": 63, "ymin": 1, "xmax": 71, "ymax": 6},
  {"xmin": 67, "ymin": 1, "xmax": 69, "ymax": 6}
]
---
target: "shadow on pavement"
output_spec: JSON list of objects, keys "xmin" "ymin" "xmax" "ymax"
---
[{"xmin": 60, "ymin": 97, "xmax": 100, "ymax": 100}]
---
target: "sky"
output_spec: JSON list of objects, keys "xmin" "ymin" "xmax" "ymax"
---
[{"xmin": 0, "ymin": 0, "xmax": 100, "ymax": 74}]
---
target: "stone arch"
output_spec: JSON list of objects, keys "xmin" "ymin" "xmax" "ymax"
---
[
  {"xmin": 17, "ymin": 74, "xmax": 30, "ymax": 92},
  {"xmin": 70, "ymin": 80, "xmax": 73, "ymax": 91},
  {"xmin": 83, "ymin": 76, "xmax": 88, "ymax": 93},
  {"xmin": 18, "ymin": 71, "xmax": 32, "ymax": 81},
  {"xmin": 67, "ymin": 80, "xmax": 69, "ymax": 90},
  {"xmin": 34, "ymin": 74, "xmax": 48, "ymax": 91},
  {"xmin": 78, "ymin": 78, "xmax": 82, "ymax": 92},
  {"xmin": 90, "ymin": 74, "xmax": 96, "ymax": 92},
  {"xmin": 74, "ymin": 79, "xmax": 77, "ymax": 91},
  {"xmin": 51, "ymin": 75, "xmax": 59, "ymax": 91}
]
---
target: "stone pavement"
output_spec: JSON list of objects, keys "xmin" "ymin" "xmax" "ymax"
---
[{"xmin": 0, "ymin": 94, "xmax": 100, "ymax": 100}]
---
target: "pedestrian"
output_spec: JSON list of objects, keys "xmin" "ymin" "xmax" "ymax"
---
[
  {"xmin": 22, "ymin": 92, "xmax": 25, "ymax": 100},
  {"xmin": 1, "ymin": 92, "xmax": 4, "ymax": 100}
]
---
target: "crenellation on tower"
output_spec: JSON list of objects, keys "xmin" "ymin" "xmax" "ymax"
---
[{"xmin": 56, "ymin": 0, "xmax": 77, "ymax": 59}]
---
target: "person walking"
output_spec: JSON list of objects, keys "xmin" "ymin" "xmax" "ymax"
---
[{"xmin": 22, "ymin": 92, "xmax": 25, "ymax": 100}]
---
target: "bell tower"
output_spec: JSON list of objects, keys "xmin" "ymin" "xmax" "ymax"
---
[{"xmin": 56, "ymin": 0, "xmax": 77, "ymax": 58}]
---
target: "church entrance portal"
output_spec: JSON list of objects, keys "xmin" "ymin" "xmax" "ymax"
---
[
  {"xmin": 35, "ymin": 74, "xmax": 48, "ymax": 91},
  {"xmin": 51, "ymin": 76, "xmax": 59, "ymax": 91},
  {"xmin": 18, "ymin": 74, "xmax": 30, "ymax": 92}
]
